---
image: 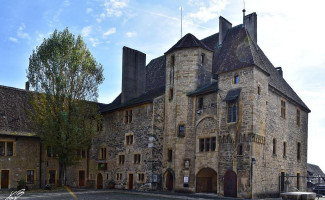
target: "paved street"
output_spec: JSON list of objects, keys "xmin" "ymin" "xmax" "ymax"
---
[{"xmin": 0, "ymin": 189, "xmax": 230, "ymax": 200}]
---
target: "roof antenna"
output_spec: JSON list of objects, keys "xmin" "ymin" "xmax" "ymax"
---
[
  {"xmin": 179, "ymin": 6, "xmax": 183, "ymax": 38},
  {"xmin": 242, "ymin": 0, "xmax": 246, "ymax": 27}
]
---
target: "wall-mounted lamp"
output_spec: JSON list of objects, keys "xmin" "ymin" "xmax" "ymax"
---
[{"xmin": 252, "ymin": 157, "xmax": 256, "ymax": 164}]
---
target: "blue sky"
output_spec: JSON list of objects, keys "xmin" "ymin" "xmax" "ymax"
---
[{"xmin": 1, "ymin": 0, "xmax": 325, "ymax": 171}]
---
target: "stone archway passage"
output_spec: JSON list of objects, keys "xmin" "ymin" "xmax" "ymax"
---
[
  {"xmin": 97, "ymin": 173, "xmax": 103, "ymax": 189},
  {"xmin": 224, "ymin": 170, "xmax": 237, "ymax": 197},
  {"xmin": 165, "ymin": 171, "xmax": 174, "ymax": 191},
  {"xmin": 196, "ymin": 168, "xmax": 218, "ymax": 193}
]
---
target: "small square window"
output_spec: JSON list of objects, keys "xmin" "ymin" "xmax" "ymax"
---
[
  {"xmin": 169, "ymin": 88, "xmax": 173, "ymax": 100},
  {"xmin": 297, "ymin": 142, "xmax": 301, "ymax": 160},
  {"xmin": 296, "ymin": 109, "xmax": 301, "ymax": 126},
  {"xmin": 281, "ymin": 100, "xmax": 286, "ymax": 118},
  {"xmin": 124, "ymin": 110, "xmax": 133, "ymax": 123},
  {"xmin": 198, "ymin": 97, "xmax": 203, "ymax": 110},
  {"xmin": 273, "ymin": 138, "xmax": 277, "ymax": 156},
  {"xmin": 201, "ymin": 53, "xmax": 205, "ymax": 65},
  {"xmin": 168, "ymin": 149, "xmax": 172, "ymax": 162},
  {"xmin": 119, "ymin": 155, "xmax": 125, "ymax": 165},
  {"xmin": 99, "ymin": 147, "xmax": 106, "ymax": 160},
  {"xmin": 138, "ymin": 173, "xmax": 145, "ymax": 182},
  {"xmin": 27, "ymin": 170, "xmax": 34, "ymax": 184},
  {"xmin": 134, "ymin": 154, "xmax": 141, "ymax": 164},
  {"xmin": 234, "ymin": 75, "xmax": 239, "ymax": 84},
  {"xmin": 178, "ymin": 125, "xmax": 185, "ymax": 137}
]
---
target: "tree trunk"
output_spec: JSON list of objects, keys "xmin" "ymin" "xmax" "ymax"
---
[{"xmin": 59, "ymin": 163, "xmax": 67, "ymax": 186}]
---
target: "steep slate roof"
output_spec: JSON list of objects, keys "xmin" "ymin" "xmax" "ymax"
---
[
  {"xmin": 102, "ymin": 19, "xmax": 309, "ymax": 113},
  {"xmin": 0, "ymin": 85, "xmax": 33, "ymax": 136},
  {"xmin": 201, "ymin": 25, "xmax": 310, "ymax": 112},
  {"xmin": 308, "ymin": 163, "xmax": 325, "ymax": 177},
  {"xmin": 165, "ymin": 33, "xmax": 213, "ymax": 54},
  {"xmin": 224, "ymin": 88, "xmax": 242, "ymax": 101},
  {"xmin": 0, "ymin": 85, "xmax": 107, "ymax": 137},
  {"xmin": 187, "ymin": 82, "xmax": 218, "ymax": 96},
  {"xmin": 100, "ymin": 86, "xmax": 165, "ymax": 113},
  {"xmin": 145, "ymin": 56, "xmax": 166, "ymax": 92}
]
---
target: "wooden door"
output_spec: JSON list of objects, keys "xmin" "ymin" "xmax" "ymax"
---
[
  {"xmin": 128, "ymin": 174, "xmax": 133, "ymax": 190},
  {"xmin": 166, "ymin": 172, "xmax": 173, "ymax": 191},
  {"xmin": 197, "ymin": 177, "xmax": 212, "ymax": 193},
  {"xmin": 224, "ymin": 170, "xmax": 237, "ymax": 197},
  {"xmin": 1, "ymin": 170, "xmax": 9, "ymax": 188},
  {"xmin": 280, "ymin": 172, "xmax": 285, "ymax": 192},
  {"xmin": 97, "ymin": 173, "xmax": 103, "ymax": 189},
  {"xmin": 79, "ymin": 171, "xmax": 85, "ymax": 187},
  {"xmin": 49, "ymin": 170, "xmax": 56, "ymax": 184},
  {"xmin": 196, "ymin": 168, "xmax": 218, "ymax": 193}
]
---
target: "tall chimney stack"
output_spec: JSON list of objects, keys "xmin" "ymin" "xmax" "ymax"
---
[
  {"xmin": 121, "ymin": 46, "xmax": 146, "ymax": 104},
  {"xmin": 244, "ymin": 12, "xmax": 257, "ymax": 44},
  {"xmin": 219, "ymin": 16, "xmax": 232, "ymax": 46}
]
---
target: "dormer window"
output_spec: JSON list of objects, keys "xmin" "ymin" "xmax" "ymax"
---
[{"xmin": 234, "ymin": 75, "xmax": 239, "ymax": 84}]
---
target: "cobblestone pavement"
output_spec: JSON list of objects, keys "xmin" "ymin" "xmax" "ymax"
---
[{"xmin": 0, "ymin": 189, "xmax": 236, "ymax": 200}]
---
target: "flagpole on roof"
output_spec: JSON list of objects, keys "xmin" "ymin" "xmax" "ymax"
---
[{"xmin": 179, "ymin": 6, "xmax": 183, "ymax": 38}]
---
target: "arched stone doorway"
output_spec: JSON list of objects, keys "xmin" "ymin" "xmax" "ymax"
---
[
  {"xmin": 196, "ymin": 168, "xmax": 218, "ymax": 193},
  {"xmin": 224, "ymin": 170, "xmax": 237, "ymax": 197},
  {"xmin": 165, "ymin": 170, "xmax": 174, "ymax": 191},
  {"xmin": 97, "ymin": 173, "xmax": 103, "ymax": 189}
]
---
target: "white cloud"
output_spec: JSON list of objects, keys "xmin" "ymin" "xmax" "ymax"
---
[
  {"xmin": 103, "ymin": 27, "xmax": 116, "ymax": 37},
  {"xmin": 126, "ymin": 31, "xmax": 137, "ymax": 38},
  {"xmin": 63, "ymin": 0, "xmax": 70, "ymax": 7},
  {"xmin": 86, "ymin": 8, "xmax": 93, "ymax": 14},
  {"xmin": 97, "ymin": 0, "xmax": 129, "ymax": 22},
  {"xmin": 81, "ymin": 26, "xmax": 92, "ymax": 37},
  {"xmin": 17, "ymin": 23, "xmax": 30, "ymax": 40},
  {"xmin": 9, "ymin": 37, "xmax": 18, "ymax": 43},
  {"xmin": 89, "ymin": 37, "xmax": 101, "ymax": 47},
  {"xmin": 186, "ymin": 0, "xmax": 229, "ymax": 23}
]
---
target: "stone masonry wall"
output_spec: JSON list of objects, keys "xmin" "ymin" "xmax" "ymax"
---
[
  {"xmin": 163, "ymin": 47, "xmax": 213, "ymax": 192},
  {"xmin": 0, "ymin": 136, "xmax": 40, "ymax": 189},
  {"xmin": 91, "ymin": 102, "xmax": 160, "ymax": 190},
  {"xmin": 217, "ymin": 66, "xmax": 256, "ymax": 198}
]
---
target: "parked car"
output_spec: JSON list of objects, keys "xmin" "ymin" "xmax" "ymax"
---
[{"xmin": 313, "ymin": 185, "xmax": 325, "ymax": 196}]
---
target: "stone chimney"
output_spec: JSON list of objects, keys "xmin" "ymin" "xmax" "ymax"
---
[
  {"xmin": 219, "ymin": 16, "xmax": 232, "ymax": 46},
  {"xmin": 121, "ymin": 46, "xmax": 146, "ymax": 104},
  {"xmin": 25, "ymin": 81, "xmax": 30, "ymax": 91},
  {"xmin": 245, "ymin": 12, "xmax": 257, "ymax": 44},
  {"xmin": 275, "ymin": 67, "xmax": 283, "ymax": 77}
]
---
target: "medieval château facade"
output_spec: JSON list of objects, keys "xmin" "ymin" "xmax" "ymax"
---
[{"xmin": 0, "ymin": 12, "xmax": 310, "ymax": 198}]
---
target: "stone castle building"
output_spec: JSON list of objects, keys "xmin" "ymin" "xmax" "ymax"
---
[{"xmin": 0, "ymin": 12, "xmax": 310, "ymax": 198}]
